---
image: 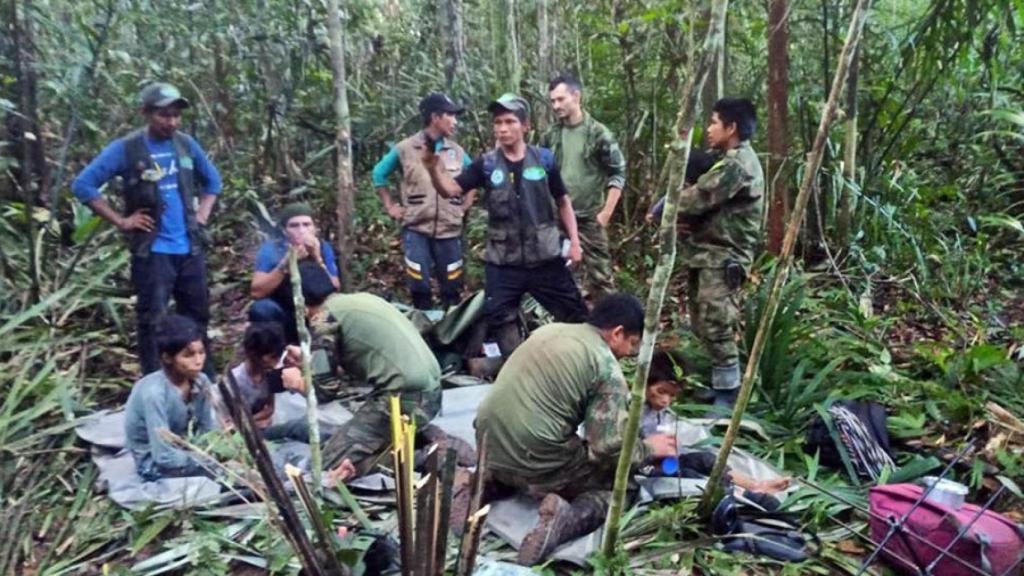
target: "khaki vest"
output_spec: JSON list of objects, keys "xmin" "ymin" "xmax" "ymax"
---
[{"xmin": 394, "ymin": 132, "xmax": 467, "ymax": 239}]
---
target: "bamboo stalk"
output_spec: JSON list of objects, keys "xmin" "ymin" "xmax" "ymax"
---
[
  {"xmin": 455, "ymin": 505, "xmax": 490, "ymax": 576},
  {"xmin": 601, "ymin": 0, "xmax": 730, "ymax": 557},
  {"xmin": 416, "ymin": 445, "xmax": 441, "ymax": 576},
  {"xmin": 434, "ymin": 447, "xmax": 458, "ymax": 576},
  {"xmin": 698, "ymin": 0, "xmax": 874, "ymax": 516},
  {"xmin": 220, "ymin": 370, "xmax": 326, "ymax": 575},
  {"xmin": 289, "ymin": 248, "xmax": 323, "ymax": 493},
  {"xmin": 285, "ymin": 465, "xmax": 348, "ymax": 576},
  {"xmin": 391, "ymin": 397, "xmax": 416, "ymax": 575}
]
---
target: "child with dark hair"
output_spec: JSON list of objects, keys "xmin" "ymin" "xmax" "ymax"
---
[
  {"xmin": 639, "ymin": 350, "xmax": 790, "ymax": 493},
  {"xmin": 226, "ymin": 322, "xmax": 309, "ymax": 442},
  {"xmin": 124, "ymin": 314, "xmax": 216, "ymax": 480}
]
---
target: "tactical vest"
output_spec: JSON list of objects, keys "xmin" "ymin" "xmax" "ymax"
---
[
  {"xmin": 121, "ymin": 129, "xmax": 202, "ymax": 257},
  {"xmin": 482, "ymin": 146, "xmax": 562, "ymax": 267},
  {"xmin": 394, "ymin": 132, "xmax": 467, "ymax": 239}
]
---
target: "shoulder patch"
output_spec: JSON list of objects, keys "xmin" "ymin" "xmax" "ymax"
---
[{"xmin": 490, "ymin": 168, "xmax": 505, "ymax": 186}]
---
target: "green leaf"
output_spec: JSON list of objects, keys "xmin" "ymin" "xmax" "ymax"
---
[{"xmin": 131, "ymin": 513, "xmax": 176, "ymax": 554}]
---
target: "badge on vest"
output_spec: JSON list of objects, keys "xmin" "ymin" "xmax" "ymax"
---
[
  {"xmin": 523, "ymin": 166, "xmax": 547, "ymax": 181},
  {"xmin": 179, "ymin": 156, "xmax": 194, "ymax": 170},
  {"xmin": 490, "ymin": 169, "xmax": 505, "ymax": 186}
]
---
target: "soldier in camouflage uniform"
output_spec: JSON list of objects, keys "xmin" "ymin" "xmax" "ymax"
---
[
  {"xmin": 542, "ymin": 73, "xmax": 627, "ymax": 300},
  {"xmin": 676, "ymin": 98, "xmax": 764, "ymax": 410},
  {"xmin": 473, "ymin": 294, "xmax": 676, "ymax": 566},
  {"xmin": 281, "ymin": 275, "xmax": 442, "ymax": 479}
]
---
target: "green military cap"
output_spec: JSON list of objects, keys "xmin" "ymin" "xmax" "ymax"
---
[
  {"xmin": 139, "ymin": 82, "xmax": 190, "ymax": 110},
  {"xmin": 278, "ymin": 202, "xmax": 315, "ymax": 228},
  {"xmin": 487, "ymin": 93, "xmax": 530, "ymax": 116}
]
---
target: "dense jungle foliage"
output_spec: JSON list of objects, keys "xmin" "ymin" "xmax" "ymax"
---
[{"xmin": 2, "ymin": 0, "xmax": 1023, "ymax": 573}]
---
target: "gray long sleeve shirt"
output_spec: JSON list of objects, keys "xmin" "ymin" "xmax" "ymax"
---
[{"xmin": 124, "ymin": 370, "xmax": 215, "ymax": 480}]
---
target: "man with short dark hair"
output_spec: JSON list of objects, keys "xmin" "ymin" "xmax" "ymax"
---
[
  {"xmin": 542, "ymin": 73, "xmax": 626, "ymax": 300},
  {"xmin": 474, "ymin": 293, "xmax": 677, "ymax": 566},
  {"xmin": 677, "ymin": 97, "xmax": 764, "ymax": 410},
  {"xmin": 73, "ymin": 82, "xmax": 222, "ymax": 374},
  {"xmin": 249, "ymin": 202, "xmax": 340, "ymax": 342},
  {"xmin": 372, "ymin": 92, "xmax": 475, "ymax": 309},
  {"xmin": 423, "ymin": 93, "xmax": 588, "ymax": 356}
]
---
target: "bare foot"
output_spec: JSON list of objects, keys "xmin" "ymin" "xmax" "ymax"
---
[
  {"xmin": 325, "ymin": 458, "xmax": 356, "ymax": 487},
  {"xmin": 747, "ymin": 477, "xmax": 791, "ymax": 493}
]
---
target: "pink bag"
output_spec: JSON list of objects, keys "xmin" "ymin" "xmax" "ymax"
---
[{"xmin": 869, "ymin": 484, "xmax": 1024, "ymax": 575}]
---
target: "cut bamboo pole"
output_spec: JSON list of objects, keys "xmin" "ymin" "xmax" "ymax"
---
[
  {"xmin": 455, "ymin": 505, "xmax": 490, "ymax": 576},
  {"xmin": 434, "ymin": 447, "xmax": 458, "ymax": 576},
  {"xmin": 289, "ymin": 248, "xmax": 323, "ymax": 493},
  {"xmin": 601, "ymin": 0, "xmax": 730, "ymax": 557},
  {"xmin": 220, "ymin": 370, "xmax": 326, "ymax": 575},
  {"xmin": 416, "ymin": 445, "xmax": 441, "ymax": 576},
  {"xmin": 390, "ymin": 396, "xmax": 416, "ymax": 576},
  {"xmin": 698, "ymin": 0, "xmax": 874, "ymax": 516},
  {"xmin": 285, "ymin": 465, "xmax": 348, "ymax": 576}
]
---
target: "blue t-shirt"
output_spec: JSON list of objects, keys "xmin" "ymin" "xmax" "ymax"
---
[
  {"xmin": 254, "ymin": 237, "xmax": 340, "ymax": 280},
  {"xmin": 72, "ymin": 132, "xmax": 223, "ymax": 255}
]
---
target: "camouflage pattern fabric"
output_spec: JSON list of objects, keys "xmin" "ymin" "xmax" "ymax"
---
[
  {"xmin": 321, "ymin": 388, "xmax": 442, "ymax": 473},
  {"xmin": 678, "ymin": 141, "xmax": 764, "ymax": 270},
  {"xmin": 686, "ymin": 266, "xmax": 741, "ymax": 368},
  {"xmin": 575, "ymin": 214, "xmax": 616, "ymax": 299}
]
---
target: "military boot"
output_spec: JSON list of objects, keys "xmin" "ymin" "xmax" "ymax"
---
[
  {"xmin": 517, "ymin": 492, "xmax": 609, "ymax": 566},
  {"xmin": 706, "ymin": 363, "xmax": 740, "ymax": 417}
]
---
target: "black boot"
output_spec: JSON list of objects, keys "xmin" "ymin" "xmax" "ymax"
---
[
  {"xmin": 705, "ymin": 363, "xmax": 740, "ymax": 417},
  {"xmin": 517, "ymin": 492, "xmax": 609, "ymax": 566}
]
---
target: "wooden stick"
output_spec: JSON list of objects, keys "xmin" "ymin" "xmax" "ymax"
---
[
  {"xmin": 601, "ymin": 0, "xmax": 730, "ymax": 557},
  {"xmin": 289, "ymin": 248, "xmax": 323, "ymax": 493},
  {"xmin": 433, "ymin": 447, "xmax": 458, "ymax": 576},
  {"xmin": 455, "ymin": 505, "xmax": 490, "ymax": 576},
  {"xmin": 220, "ymin": 370, "xmax": 326, "ymax": 575},
  {"xmin": 286, "ymin": 465, "xmax": 348, "ymax": 576},
  {"xmin": 390, "ymin": 398, "xmax": 416, "ymax": 576},
  {"xmin": 698, "ymin": 0, "xmax": 874, "ymax": 516},
  {"xmin": 416, "ymin": 445, "xmax": 441, "ymax": 576}
]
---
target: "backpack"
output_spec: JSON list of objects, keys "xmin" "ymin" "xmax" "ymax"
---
[
  {"xmin": 805, "ymin": 400, "xmax": 894, "ymax": 481},
  {"xmin": 869, "ymin": 483, "xmax": 1024, "ymax": 575}
]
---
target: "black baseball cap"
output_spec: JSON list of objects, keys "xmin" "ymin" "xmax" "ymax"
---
[
  {"xmin": 140, "ymin": 82, "xmax": 190, "ymax": 110},
  {"xmin": 419, "ymin": 92, "xmax": 465, "ymax": 116}
]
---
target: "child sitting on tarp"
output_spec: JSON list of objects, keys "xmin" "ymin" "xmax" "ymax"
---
[
  {"xmin": 225, "ymin": 322, "xmax": 314, "ymax": 442},
  {"xmin": 642, "ymin": 349, "xmax": 790, "ymax": 494},
  {"xmin": 124, "ymin": 314, "xmax": 218, "ymax": 480}
]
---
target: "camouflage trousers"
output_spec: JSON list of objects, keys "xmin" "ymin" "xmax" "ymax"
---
[
  {"xmin": 321, "ymin": 387, "xmax": 442, "ymax": 474},
  {"xmin": 686, "ymin": 266, "xmax": 743, "ymax": 370},
  {"xmin": 576, "ymin": 214, "xmax": 616, "ymax": 300}
]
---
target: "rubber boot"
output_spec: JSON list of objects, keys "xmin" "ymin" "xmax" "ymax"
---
[
  {"xmin": 517, "ymin": 492, "xmax": 609, "ymax": 566},
  {"xmin": 411, "ymin": 291, "xmax": 433, "ymax": 310},
  {"xmin": 705, "ymin": 363, "xmax": 740, "ymax": 417}
]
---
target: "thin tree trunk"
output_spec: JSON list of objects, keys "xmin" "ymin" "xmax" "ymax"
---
[
  {"xmin": 836, "ymin": 41, "xmax": 860, "ymax": 253},
  {"xmin": 766, "ymin": 0, "xmax": 790, "ymax": 255},
  {"xmin": 326, "ymin": 0, "xmax": 354, "ymax": 290},
  {"xmin": 506, "ymin": 0, "xmax": 521, "ymax": 92},
  {"xmin": 289, "ymin": 250, "xmax": 322, "ymax": 492},
  {"xmin": 601, "ymin": 0, "xmax": 730, "ymax": 557},
  {"xmin": 535, "ymin": 0, "xmax": 550, "ymax": 132},
  {"xmin": 12, "ymin": 0, "xmax": 41, "ymax": 302},
  {"xmin": 442, "ymin": 0, "xmax": 464, "ymax": 92},
  {"xmin": 698, "ymin": 0, "xmax": 873, "ymax": 516}
]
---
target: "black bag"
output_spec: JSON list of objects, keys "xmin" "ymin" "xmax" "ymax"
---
[{"xmin": 805, "ymin": 400, "xmax": 894, "ymax": 480}]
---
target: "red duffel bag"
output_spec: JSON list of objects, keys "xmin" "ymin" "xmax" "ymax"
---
[{"xmin": 869, "ymin": 483, "xmax": 1024, "ymax": 575}]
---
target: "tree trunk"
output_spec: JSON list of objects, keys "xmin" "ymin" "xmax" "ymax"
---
[
  {"xmin": 836, "ymin": 42, "xmax": 860, "ymax": 253},
  {"xmin": 535, "ymin": 0, "xmax": 551, "ymax": 132},
  {"xmin": 698, "ymin": 0, "xmax": 874, "ymax": 517},
  {"xmin": 600, "ymin": 0, "xmax": 730, "ymax": 557},
  {"xmin": 326, "ymin": 0, "xmax": 354, "ymax": 291},
  {"xmin": 12, "ymin": 0, "xmax": 42, "ymax": 302},
  {"xmin": 441, "ymin": 0, "xmax": 465, "ymax": 92},
  {"xmin": 506, "ymin": 0, "xmax": 521, "ymax": 92},
  {"xmin": 765, "ymin": 0, "xmax": 790, "ymax": 255}
]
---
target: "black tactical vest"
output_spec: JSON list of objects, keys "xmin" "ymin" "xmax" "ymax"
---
[
  {"xmin": 121, "ymin": 129, "xmax": 201, "ymax": 256},
  {"xmin": 482, "ymin": 146, "xmax": 562, "ymax": 267}
]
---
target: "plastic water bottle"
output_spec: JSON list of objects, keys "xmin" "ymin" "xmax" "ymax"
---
[{"xmin": 661, "ymin": 456, "xmax": 679, "ymax": 476}]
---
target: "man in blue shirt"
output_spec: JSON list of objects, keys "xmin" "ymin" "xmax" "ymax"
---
[
  {"xmin": 249, "ymin": 202, "xmax": 340, "ymax": 342},
  {"xmin": 72, "ymin": 82, "xmax": 222, "ymax": 375}
]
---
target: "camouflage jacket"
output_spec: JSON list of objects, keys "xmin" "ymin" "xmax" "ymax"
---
[
  {"xmin": 678, "ymin": 141, "xmax": 764, "ymax": 269},
  {"xmin": 540, "ymin": 112, "xmax": 626, "ymax": 217}
]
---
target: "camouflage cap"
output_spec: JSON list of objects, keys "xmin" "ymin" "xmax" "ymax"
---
[
  {"xmin": 487, "ymin": 93, "xmax": 530, "ymax": 117},
  {"xmin": 139, "ymin": 82, "xmax": 190, "ymax": 110}
]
